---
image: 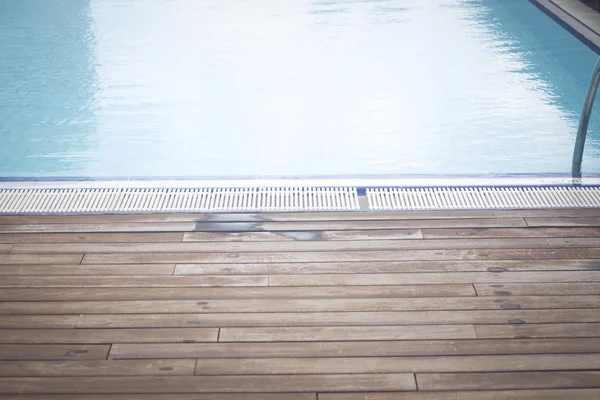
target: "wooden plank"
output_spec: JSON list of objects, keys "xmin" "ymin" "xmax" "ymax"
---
[
  {"xmin": 0, "ymin": 284, "xmax": 475, "ymax": 301},
  {"xmin": 416, "ymin": 371, "xmax": 600, "ymax": 391},
  {"xmin": 192, "ymin": 218, "xmax": 528, "ymax": 231},
  {"xmin": 269, "ymin": 271, "xmax": 600, "ymax": 286},
  {"xmin": 0, "ymin": 316, "xmax": 78, "ymax": 329},
  {"xmin": 9, "ymin": 238, "xmax": 551, "ymax": 254},
  {"xmin": 4, "ymin": 296, "xmax": 598, "ymax": 315},
  {"xmin": 0, "ymin": 232, "xmax": 185, "ymax": 243},
  {"xmin": 0, "ymin": 328, "xmax": 218, "ymax": 344},
  {"xmin": 475, "ymin": 283, "xmax": 600, "ymax": 296},
  {"xmin": 109, "ymin": 338, "xmax": 600, "ymax": 359},
  {"xmin": 174, "ymin": 260, "xmax": 600, "ymax": 275},
  {"xmin": 422, "ymin": 227, "xmax": 600, "ymax": 239},
  {"xmin": 0, "ymin": 244, "xmax": 11, "ymax": 253},
  {"xmin": 0, "ymin": 254, "xmax": 83, "ymax": 265},
  {"xmin": 219, "ymin": 325, "xmax": 476, "ymax": 342},
  {"xmin": 319, "ymin": 389, "xmax": 600, "ymax": 400},
  {"xmin": 0, "ymin": 276, "xmax": 268, "ymax": 288},
  {"xmin": 0, "ymin": 374, "xmax": 416, "ymax": 394},
  {"xmin": 82, "ymin": 248, "xmax": 600, "ymax": 264},
  {"xmin": 75, "ymin": 310, "xmax": 600, "ymax": 328},
  {"xmin": 1, "ymin": 394, "xmax": 316, "ymax": 400},
  {"xmin": 475, "ymin": 323, "xmax": 600, "ymax": 338},
  {"xmin": 184, "ymin": 229, "xmax": 424, "ymax": 242},
  {"xmin": 0, "ymin": 223, "xmax": 195, "ymax": 234},
  {"xmin": 547, "ymin": 238, "xmax": 600, "ymax": 247},
  {"xmin": 0, "ymin": 360, "xmax": 195, "ymax": 376},
  {"xmin": 194, "ymin": 354, "xmax": 600, "ymax": 375},
  {"xmin": 0, "ymin": 264, "xmax": 176, "ymax": 276},
  {"xmin": 525, "ymin": 217, "xmax": 600, "ymax": 227},
  {"xmin": 0, "ymin": 345, "xmax": 110, "ymax": 360}
]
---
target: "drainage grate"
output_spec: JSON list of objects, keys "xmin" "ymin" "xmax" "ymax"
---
[
  {"xmin": 0, "ymin": 187, "xmax": 359, "ymax": 214},
  {"xmin": 366, "ymin": 186, "xmax": 600, "ymax": 210}
]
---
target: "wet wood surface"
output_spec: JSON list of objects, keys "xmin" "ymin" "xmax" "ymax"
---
[{"xmin": 0, "ymin": 209, "xmax": 599, "ymax": 396}]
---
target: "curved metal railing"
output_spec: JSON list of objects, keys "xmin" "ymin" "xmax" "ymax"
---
[{"xmin": 572, "ymin": 58, "xmax": 600, "ymax": 175}]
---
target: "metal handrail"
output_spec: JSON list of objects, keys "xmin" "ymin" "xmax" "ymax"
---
[{"xmin": 572, "ymin": 57, "xmax": 600, "ymax": 175}]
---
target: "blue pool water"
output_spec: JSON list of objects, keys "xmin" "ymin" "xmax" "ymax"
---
[{"xmin": 0, "ymin": 0, "xmax": 599, "ymax": 178}]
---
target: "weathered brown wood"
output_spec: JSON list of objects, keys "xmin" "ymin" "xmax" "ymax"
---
[
  {"xmin": 319, "ymin": 389, "xmax": 600, "ymax": 400},
  {"xmin": 2, "ymin": 209, "xmax": 600, "ymax": 397},
  {"xmin": 546, "ymin": 238, "xmax": 600, "ymax": 247},
  {"xmin": 0, "ymin": 284, "xmax": 475, "ymax": 301},
  {"xmin": 0, "ymin": 374, "xmax": 416, "ymax": 394},
  {"xmin": 2, "ymin": 395, "xmax": 316, "ymax": 400},
  {"xmin": 0, "ymin": 315, "xmax": 78, "ymax": 329},
  {"xmin": 269, "ymin": 271, "xmax": 600, "ymax": 286},
  {"xmin": 184, "ymin": 230, "xmax": 424, "ymax": 242},
  {"xmin": 416, "ymin": 371, "xmax": 600, "ymax": 391},
  {"xmin": 475, "ymin": 323, "xmax": 600, "ymax": 339},
  {"xmin": 0, "ymin": 328, "xmax": 218, "ymax": 344},
  {"xmin": 525, "ymin": 217, "xmax": 600, "ymax": 227},
  {"xmin": 422, "ymin": 227, "xmax": 600, "ymax": 239},
  {"xmin": 219, "ymin": 325, "xmax": 476, "ymax": 342},
  {"xmin": 109, "ymin": 338, "xmax": 600, "ymax": 359},
  {"xmin": 0, "ymin": 360, "xmax": 195, "ymax": 376},
  {"xmin": 192, "ymin": 219, "xmax": 528, "ymax": 232},
  {"xmin": 0, "ymin": 264, "xmax": 176, "ymax": 276},
  {"xmin": 0, "ymin": 345, "xmax": 110, "ymax": 360},
  {"xmin": 194, "ymin": 354, "xmax": 600, "ymax": 375},
  {"xmin": 174, "ymin": 260, "xmax": 600, "ymax": 275},
  {"xmin": 75, "ymin": 310, "xmax": 600, "ymax": 328},
  {"xmin": 3, "ymin": 296, "xmax": 598, "ymax": 315},
  {"xmin": 82, "ymin": 248, "xmax": 600, "ymax": 264},
  {"xmin": 0, "ymin": 276, "xmax": 269, "ymax": 288},
  {"xmin": 0, "ymin": 254, "xmax": 83, "ymax": 265},
  {"xmin": 475, "ymin": 283, "xmax": 600, "ymax": 296},
  {"xmin": 0, "ymin": 232, "xmax": 185, "ymax": 243},
  {"xmin": 10, "ymin": 238, "xmax": 553, "ymax": 254},
  {"xmin": 2, "ymin": 394, "xmax": 316, "ymax": 400},
  {"xmin": 0, "ymin": 223, "xmax": 195, "ymax": 234}
]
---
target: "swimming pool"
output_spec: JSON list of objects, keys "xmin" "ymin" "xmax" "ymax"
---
[{"xmin": 0, "ymin": 0, "xmax": 599, "ymax": 179}]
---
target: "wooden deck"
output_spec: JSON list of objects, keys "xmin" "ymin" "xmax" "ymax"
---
[{"xmin": 1, "ymin": 208, "xmax": 600, "ymax": 399}]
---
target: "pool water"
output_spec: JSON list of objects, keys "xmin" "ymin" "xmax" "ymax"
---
[{"xmin": 1, "ymin": 0, "xmax": 599, "ymax": 178}]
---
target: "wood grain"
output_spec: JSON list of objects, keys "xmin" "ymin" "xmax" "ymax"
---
[
  {"xmin": 319, "ymin": 389, "xmax": 600, "ymax": 400},
  {"xmin": 475, "ymin": 283, "xmax": 600, "ymax": 296},
  {"xmin": 0, "ymin": 345, "xmax": 110, "ymax": 360},
  {"xmin": 416, "ymin": 371, "xmax": 600, "ymax": 391},
  {"xmin": 194, "ymin": 354, "xmax": 600, "ymax": 375},
  {"xmin": 82, "ymin": 248, "xmax": 600, "ymax": 264},
  {"xmin": 74, "ymin": 310, "xmax": 600, "ymax": 328},
  {"xmin": 0, "ymin": 328, "xmax": 218, "ymax": 344},
  {"xmin": 0, "ymin": 275, "xmax": 269, "ymax": 288},
  {"xmin": 174, "ymin": 259, "xmax": 600, "ymax": 275},
  {"xmin": 0, "ymin": 360, "xmax": 195, "ymax": 376},
  {"xmin": 0, "ymin": 374, "xmax": 416, "ymax": 394},
  {"xmin": 219, "ymin": 325, "xmax": 477, "ymax": 342},
  {"xmin": 109, "ymin": 338, "xmax": 600, "ymax": 359},
  {"xmin": 268, "ymin": 271, "xmax": 600, "ymax": 286},
  {"xmin": 0, "ymin": 284, "xmax": 475, "ymax": 301},
  {"xmin": 10, "ymin": 238, "xmax": 551, "ymax": 254},
  {"xmin": 3, "ymin": 296, "xmax": 598, "ymax": 315},
  {"xmin": 0, "ymin": 254, "xmax": 83, "ymax": 265},
  {"xmin": 475, "ymin": 323, "xmax": 600, "ymax": 339},
  {"xmin": 0, "ymin": 264, "xmax": 176, "ymax": 276}
]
